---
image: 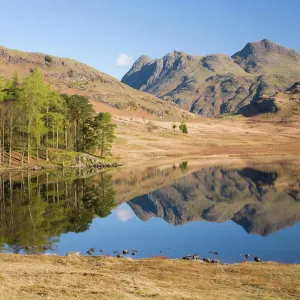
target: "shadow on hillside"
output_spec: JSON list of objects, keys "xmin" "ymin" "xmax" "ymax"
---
[{"xmin": 237, "ymin": 98, "xmax": 278, "ymax": 117}]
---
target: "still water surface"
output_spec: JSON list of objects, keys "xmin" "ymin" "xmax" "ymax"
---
[{"xmin": 1, "ymin": 160, "xmax": 300, "ymax": 263}]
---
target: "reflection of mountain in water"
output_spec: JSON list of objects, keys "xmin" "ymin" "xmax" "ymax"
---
[{"xmin": 128, "ymin": 167, "xmax": 300, "ymax": 236}]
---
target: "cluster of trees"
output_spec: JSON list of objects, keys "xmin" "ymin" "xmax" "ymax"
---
[{"xmin": 0, "ymin": 69, "xmax": 116, "ymax": 167}]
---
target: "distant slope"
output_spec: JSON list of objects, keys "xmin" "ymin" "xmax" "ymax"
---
[
  {"xmin": 0, "ymin": 45, "xmax": 192, "ymax": 121},
  {"xmin": 122, "ymin": 39, "xmax": 300, "ymax": 117}
]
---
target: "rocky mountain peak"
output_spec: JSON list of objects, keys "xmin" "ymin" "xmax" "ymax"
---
[
  {"xmin": 131, "ymin": 55, "xmax": 152, "ymax": 70},
  {"xmin": 232, "ymin": 39, "xmax": 299, "ymax": 60}
]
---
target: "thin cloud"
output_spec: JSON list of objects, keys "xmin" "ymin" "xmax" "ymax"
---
[
  {"xmin": 115, "ymin": 54, "xmax": 134, "ymax": 67},
  {"xmin": 116, "ymin": 208, "xmax": 135, "ymax": 222}
]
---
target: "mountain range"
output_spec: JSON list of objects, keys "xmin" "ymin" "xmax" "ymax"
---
[{"xmin": 122, "ymin": 39, "xmax": 300, "ymax": 117}]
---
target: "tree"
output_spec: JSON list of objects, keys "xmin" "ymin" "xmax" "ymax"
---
[
  {"xmin": 179, "ymin": 121, "xmax": 188, "ymax": 133},
  {"xmin": 93, "ymin": 112, "xmax": 116, "ymax": 157},
  {"xmin": 18, "ymin": 69, "xmax": 50, "ymax": 162},
  {"xmin": 0, "ymin": 76, "xmax": 9, "ymax": 166},
  {"xmin": 4, "ymin": 100, "xmax": 19, "ymax": 166},
  {"xmin": 172, "ymin": 123, "xmax": 177, "ymax": 132},
  {"xmin": 63, "ymin": 94, "xmax": 94, "ymax": 151}
]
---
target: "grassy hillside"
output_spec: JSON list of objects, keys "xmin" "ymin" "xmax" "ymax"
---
[{"xmin": 0, "ymin": 45, "xmax": 193, "ymax": 121}]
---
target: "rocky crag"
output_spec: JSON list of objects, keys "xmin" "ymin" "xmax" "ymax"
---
[{"xmin": 122, "ymin": 40, "xmax": 300, "ymax": 117}]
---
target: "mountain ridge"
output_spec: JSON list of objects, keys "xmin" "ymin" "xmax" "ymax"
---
[{"xmin": 122, "ymin": 39, "xmax": 300, "ymax": 117}]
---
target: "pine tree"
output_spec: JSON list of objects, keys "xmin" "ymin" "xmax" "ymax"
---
[{"xmin": 94, "ymin": 112, "xmax": 116, "ymax": 157}]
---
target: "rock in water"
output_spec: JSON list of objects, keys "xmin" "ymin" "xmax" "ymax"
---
[
  {"xmin": 66, "ymin": 252, "xmax": 81, "ymax": 257},
  {"xmin": 193, "ymin": 254, "xmax": 200, "ymax": 260},
  {"xmin": 123, "ymin": 250, "xmax": 129, "ymax": 255},
  {"xmin": 254, "ymin": 257, "xmax": 261, "ymax": 262},
  {"xmin": 211, "ymin": 259, "xmax": 220, "ymax": 264},
  {"xmin": 117, "ymin": 254, "xmax": 123, "ymax": 258},
  {"xmin": 183, "ymin": 256, "xmax": 192, "ymax": 260},
  {"xmin": 245, "ymin": 254, "xmax": 250, "ymax": 259},
  {"xmin": 203, "ymin": 258, "xmax": 211, "ymax": 263}
]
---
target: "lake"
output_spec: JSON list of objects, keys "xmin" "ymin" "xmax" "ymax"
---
[{"xmin": 1, "ymin": 159, "xmax": 300, "ymax": 263}]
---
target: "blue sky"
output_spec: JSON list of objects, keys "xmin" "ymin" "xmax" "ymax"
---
[{"xmin": 1, "ymin": 0, "xmax": 300, "ymax": 79}]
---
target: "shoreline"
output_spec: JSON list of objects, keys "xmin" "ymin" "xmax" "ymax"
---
[
  {"xmin": 0, "ymin": 161, "xmax": 120, "ymax": 173},
  {"xmin": 0, "ymin": 252, "xmax": 292, "ymax": 267}
]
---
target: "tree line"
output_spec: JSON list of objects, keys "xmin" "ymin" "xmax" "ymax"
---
[{"xmin": 0, "ymin": 69, "xmax": 116, "ymax": 167}]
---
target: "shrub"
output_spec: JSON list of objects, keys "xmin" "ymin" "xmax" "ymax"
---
[
  {"xmin": 179, "ymin": 122, "xmax": 188, "ymax": 133},
  {"xmin": 146, "ymin": 122, "xmax": 158, "ymax": 132},
  {"xmin": 45, "ymin": 55, "xmax": 53, "ymax": 63},
  {"xmin": 128, "ymin": 100, "xmax": 138, "ymax": 110}
]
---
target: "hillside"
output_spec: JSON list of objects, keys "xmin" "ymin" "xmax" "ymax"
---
[
  {"xmin": 122, "ymin": 39, "xmax": 300, "ymax": 117},
  {"xmin": 0, "ymin": 45, "xmax": 192, "ymax": 121}
]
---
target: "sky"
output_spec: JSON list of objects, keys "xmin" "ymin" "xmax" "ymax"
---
[{"xmin": 1, "ymin": 0, "xmax": 300, "ymax": 79}]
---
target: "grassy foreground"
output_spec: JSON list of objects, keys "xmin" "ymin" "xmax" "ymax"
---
[{"xmin": 0, "ymin": 254, "xmax": 299, "ymax": 299}]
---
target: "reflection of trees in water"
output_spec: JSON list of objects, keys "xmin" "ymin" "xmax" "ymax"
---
[{"xmin": 0, "ymin": 171, "xmax": 116, "ymax": 253}]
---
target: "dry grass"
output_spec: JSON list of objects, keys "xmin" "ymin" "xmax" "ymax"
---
[
  {"xmin": 110, "ymin": 109, "xmax": 300, "ymax": 165},
  {"xmin": 0, "ymin": 254, "xmax": 299, "ymax": 299}
]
